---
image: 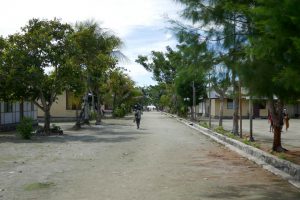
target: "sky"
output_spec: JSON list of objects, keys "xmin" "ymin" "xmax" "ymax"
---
[{"xmin": 0, "ymin": 0, "xmax": 184, "ymax": 86}]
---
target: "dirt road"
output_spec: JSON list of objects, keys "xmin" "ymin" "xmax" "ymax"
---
[{"xmin": 1, "ymin": 112, "xmax": 300, "ymax": 199}]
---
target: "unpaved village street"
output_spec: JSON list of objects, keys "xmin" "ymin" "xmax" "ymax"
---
[{"xmin": 1, "ymin": 112, "xmax": 300, "ymax": 200}]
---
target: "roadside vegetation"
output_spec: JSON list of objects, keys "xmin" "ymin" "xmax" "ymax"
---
[
  {"xmin": 0, "ymin": 19, "xmax": 143, "ymax": 135},
  {"xmin": 137, "ymin": 0, "xmax": 300, "ymax": 153}
]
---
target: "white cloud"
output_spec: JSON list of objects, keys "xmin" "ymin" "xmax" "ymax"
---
[
  {"xmin": 0, "ymin": 0, "xmax": 183, "ymax": 86},
  {"xmin": 0, "ymin": 0, "xmax": 182, "ymax": 36}
]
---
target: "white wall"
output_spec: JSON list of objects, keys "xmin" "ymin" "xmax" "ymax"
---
[{"xmin": 0, "ymin": 101, "xmax": 37, "ymax": 125}]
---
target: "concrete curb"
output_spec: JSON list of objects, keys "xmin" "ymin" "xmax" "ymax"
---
[{"xmin": 166, "ymin": 113, "xmax": 300, "ymax": 188}]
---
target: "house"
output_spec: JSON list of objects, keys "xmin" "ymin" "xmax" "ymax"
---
[
  {"xmin": 37, "ymin": 91, "xmax": 108, "ymax": 121},
  {"xmin": 197, "ymin": 90, "xmax": 268, "ymax": 119},
  {"xmin": 197, "ymin": 89, "xmax": 300, "ymax": 119},
  {"xmin": 0, "ymin": 101, "xmax": 38, "ymax": 131},
  {"xmin": 37, "ymin": 91, "xmax": 80, "ymax": 121}
]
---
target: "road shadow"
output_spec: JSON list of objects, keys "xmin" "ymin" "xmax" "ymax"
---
[{"xmin": 0, "ymin": 124, "xmax": 145, "ymax": 144}]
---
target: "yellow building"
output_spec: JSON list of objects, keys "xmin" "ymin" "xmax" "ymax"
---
[
  {"xmin": 197, "ymin": 90, "xmax": 268, "ymax": 119},
  {"xmin": 37, "ymin": 91, "xmax": 80, "ymax": 121},
  {"xmin": 206, "ymin": 98, "xmax": 267, "ymax": 119}
]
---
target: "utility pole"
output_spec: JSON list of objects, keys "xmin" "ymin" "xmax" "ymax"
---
[
  {"xmin": 249, "ymin": 96, "xmax": 254, "ymax": 141},
  {"xmin": 208, "ymin": 73, "xmax": 212, "ymax": 128},
  {"xmin": 239, "ymin": 81, "xmax": 242, "ymax": 138}
]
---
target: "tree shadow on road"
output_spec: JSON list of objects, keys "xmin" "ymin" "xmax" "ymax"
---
[
  {"xmin": 0, "ymin": 124, "xmax": 144, "ymax": 144},
  {"xmin": 0, "ymin": 133, "xmax": 137, "ymax": 144}
]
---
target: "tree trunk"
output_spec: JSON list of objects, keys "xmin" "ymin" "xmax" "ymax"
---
[
  {"xmin": 44, "ymin": 107, "xmax": 51, "ymax": 134},
  {"xmin": 96, "ymin": 92, "xmax": 102, "ymax": 125},
  {"xmin": 91, "ymin": 91, "xmax": 95, "ymax": 113},
  {"xmin": 219, "ymin": 96, "xmax": 224, "ymax": 127},
  {"xmin": 273, "ymin": 126, "xmax": 283, "ymax": 151},
  {"xmin": 232, "ymin": 78, "xmax": 239, "ymax": 135},
  {"xmin": 249, "ymin": 96, "xmax": 254, "ymax": 141},
  {"xmin": 112, "ymin": 93, "xmax": 117, "ymax": 115},
  {"xmin": 84, "ymin": 93, "xmax": 90, "ymax": 124},
  {"xmin": 268, "ymin": 99, "xmax": 286, "ymax": 152},
  {"xmin": 75, "ymin": 106, "xmax": 81, "ymax": 129}
]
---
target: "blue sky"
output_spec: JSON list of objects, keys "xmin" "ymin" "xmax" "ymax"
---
[{"xmin": 0, "ymin": 0, "xmax": 184, "ymax": 86}]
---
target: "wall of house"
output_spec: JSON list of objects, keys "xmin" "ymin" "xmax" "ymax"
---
[
  {"xmin": 211, "ymin": 99, "xmax": 251, "ymax": 118},
  {"xmin": 259, "ymin": 108, "xmax": 268, "ymax": 118},
  {"xmin": 0, "ymin": 101, "xmax": 37, "ymax": 131},
  {"xmin": 37, "ymin": 91, "xmax": 79, "ymax": 119},
  {"xmin": 285, "ymin": 104, "xmax": 300, "ymax": 118}
]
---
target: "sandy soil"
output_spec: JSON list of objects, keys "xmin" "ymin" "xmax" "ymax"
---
[{"xmin": 0, "ymin": 112, "xmax": 300, "ymax": 200}]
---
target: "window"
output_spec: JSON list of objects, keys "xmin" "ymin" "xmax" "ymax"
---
[
  {"xmin": 227, "ymin": 99, "xmax": 233, "ymax": 109},
  {"xmin": 31, "ymin": 102, "xmax": 35, "ymax": 111},
  {"xmin": 66, "ymin": 91, "xmax": 81, "ymax": 110},
  {"xmin": 4, "ymin": 102, "xmax": 13, "ymax": 113}
]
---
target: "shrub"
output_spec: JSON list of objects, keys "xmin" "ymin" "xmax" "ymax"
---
[
  {"xmin": 113, "ymin": 104, "xmax": 127, "ymax": 118},
  {"xmin": 113, "ymin": 107, "xmax": 126, "ymax": 118},
  {"xmin": 89, "ymin": 111, "xmax": 97, "ymax": 120},
  {"xmin": 16, "ymin": 117, "xmax": 34, "ymax": 139},
  {"xmin": 214, "ymin": 126, "xmax": 228, "ymax": 134},
  {"xmin": 200, "ymin": 122, "xmax": 209, "ymax": 128},
  {"xmin": 50, "ymin": 124, "xmax": 63, "ymax": 135}
]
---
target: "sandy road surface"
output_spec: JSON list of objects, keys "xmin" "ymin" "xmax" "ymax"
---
[{"xmin": 0, "ymin": 112, "xmax": 300, "ymax": 200}]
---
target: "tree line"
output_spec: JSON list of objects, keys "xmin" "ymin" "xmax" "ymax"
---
[
  {"xmin": 0, "ymin": 18, "xmax": 142, "ymax": 134},
  {"xmin": 137, "ymin": 0, "xmax": 300, "ymax": 152}
]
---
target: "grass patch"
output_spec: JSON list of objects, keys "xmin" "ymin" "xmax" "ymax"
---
[
  {"xmin": 214, "ymin": 126, "xmax": 228, "ymax": 134},
  {"xmin": 213, "ymin": 126, "xmax": 261, "ymax": 149},
  {"xmin": 278, "ymin": 153, "xmax": 287, "ymax": 160},
  {"xmin": 24, "ymin": 182, "xmax": 55, "ymax": 191},
  {"xmin": 242, "ymin": 139, "xmax": 260, "ymax": 149},
  {"xmin": 252, "ymin": 142, "xmax": 261, "ymax": 149},
  {"xmin": 200, "ymin": 122, "xmax": 209, "ymax": 129},
  {"xmin": 243, "ymin": 139, "xmax": 251, "ymax": 145},
  {"xmin": 271, "ymin": 151, "xmax": 292, "ymax": 162},
  {"xmin": 214, "ymin": 126, "xmax": 237, "ymax": 139}
]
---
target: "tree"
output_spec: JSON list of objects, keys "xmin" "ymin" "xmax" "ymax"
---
[
  {"xmin": 239, "ymin": 0, "xmax": 300, "ymax": 151},
  {"xmin": 106, "ymin": 68, "xmax": 141, "ymax": 117},
  {"xmin": 141, "ymin": 84, "xmax": 167, "ymax": 110},
  {"xmin": 210, "ymin": 64, "xmax": 231, "ymax": 126},
  {"xmin": 136, "ymin": 46, "xmax": 177, "ymax": 84},
  {"xmin": 4, "ymin": 18, "xmax": 77, "ymax": 134},
  {"xmin": 71, "ymin": 21, "xmax": 123, "ymax": 125},
  {"xmin": 175, "ymin": 0, "xmax": 253, "ymax": 135},
  {"xmin": 0, "ymin": 36, "xmax": 9, "ymax": 100},
  {"xmin": 136, "ymin": 47, "xmax": 179, "ymax": 113}
]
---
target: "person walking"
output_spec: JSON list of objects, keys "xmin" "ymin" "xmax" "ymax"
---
[
  {"xmin": 268, "ymin": 112, "xmax": 273, "ymax": 132},
  {"xmin": 284, "ymin": 113, "xmax": 290, "ymax": 131},
  {"xmin": 133, "ymin": 106, "xmax": 142, "ymax": 129}
]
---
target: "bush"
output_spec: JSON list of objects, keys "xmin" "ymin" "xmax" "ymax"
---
[
  {"xmin": 16, "ymin": 117, "xmax": 34, "ymax": 139},
  {"xmin": 113, "ymin": 107, "xmax": 126, "ymax": 118},
  {"xmin": 50, "ymin": 124, "xmax": 63, "ymax": 135},
  {"xmin": 113, "ymin": 104, "xmax": 127, "ymax": 118},
  {"xmin": 89, "ymin": 111, "xmax": 97, "ymax": 120},
  {"xmin": 200, "ymin": 122, "xmax": 209, "ymax": 129},
  {"xmin": 214, "ymin": 126, "xmax": 229, "ymax": 135}
]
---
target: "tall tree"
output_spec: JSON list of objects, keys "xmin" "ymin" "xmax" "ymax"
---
[
  {"xmin": 239, "ymin": 0, "xmax": 300, "ymax": 151},
  {"xmin": 136, "ymin": 47, "xmax": 178, "ymax": 113},
  {"xmin": 72, "ymin": 21, "xmax": 123, "ymax": 125},
  {"xmin": 175, "ymin": 0, "xmax": 253, "ymax": 135},
  {"xmin": 107, "ymin": 68, "xmax": 140, "ymax": 117},
  {"xmin": 5, "ymin": 18, "xmax": 76, "ymax": 134}
]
